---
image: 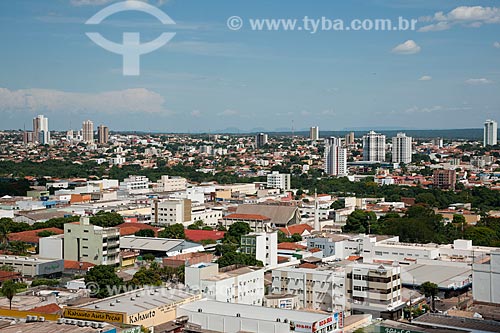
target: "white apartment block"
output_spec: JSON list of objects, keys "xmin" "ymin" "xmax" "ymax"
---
[
  {"xmin": 346, "ymin": 262, "xmax": 404, "ymax": 319},
  {"xmin": 156, "ymin": 175, "xmax": 187, "ymax": 192},
  {"xmin": 392, "ymin": 132, "xmax": 412, "ymax": 164},
  {"xmin": 324, "ymin": 143, "xmax": 347, "ymax": 176},
  {"xmin": 185, "ymin": 263, "xmax": 265, "ymax": 306},
  {"xmin": 152, "ymin": 199, "xmax": 192, "ymax": 226},
  {"xmin": 473, "ymin": 249, "xmax": 500, "ymax": 304},
  {"xmin": 484, "ymin": 119, "xmax": 498, "ymax": 146},
  {"xmin": 271, "ymin": 266, "xmax": 347, "ymax": 313},
  {"xmin": 119, "ymin": 175, "xmax": 150, "ymax": 194},
  {"xmin": 63, "ymin": 216, "xmax": 120, "ymax": 266},
  {"xmin": 267, "ymin": 171, "xmax": 291, "ymax": 191},
  {"xmin": 363, "ymin": 131, "xmax": 386, "ymax": 162},
  {"xmin": 241, "ymin": 232, "xmax": 278, "ymax": 267}
]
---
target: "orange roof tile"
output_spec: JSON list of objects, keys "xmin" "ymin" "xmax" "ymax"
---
[
  {"xmin": 279, "ymin": 223, "xmax": 313, "ymax": 236},
  {"xmin": 278, "ymin": 242, "xmax": 307, "ymax": 250},
  {"xmin": 29, "ymin": 303, "xmax": 62, "ymax": 314},
  {"xmin": 64, "ymin": 260, "xmax": 95, "ymax": 270},
  {"xmin": 8, "ymin": 228, "xmax": 63, "ymax": 244}
]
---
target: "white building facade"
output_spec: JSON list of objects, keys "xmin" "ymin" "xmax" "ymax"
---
[
  {"xmin": 484, "ymin": 119, "xmax": 498, "ymax": 146},
  {"xmin": 363, "ymin": 131, "xmax": 386, "ymax": 162},
  {"xmin": 392, "ymin": 132, "xmax": 412, "ymax": 164}
]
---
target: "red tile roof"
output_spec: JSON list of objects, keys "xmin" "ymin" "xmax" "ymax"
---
[
  {"xmin": 298, "ymin": 263, "xmax": 317, "ymax": 269},
  {"xmin": 347, "ymin": 255, "xmax": 362, "ymax": 261},
  {"xmin": 309, "ymin": 248, "xmax": 322, "ymax": 253},
  {"xmin": 64, "ymin": 260, "xmax": 95, "ymax": 271},
  {"xmin": 116, "ymin": 223, "xmax": 161, "ymax": 236},
  {"xmin": 184, "ymin": 230, "xmax": 226, "ymax": 242},
  {"xmin": 279, "ymin": 224, "xmax": 313, "ymax": 236},
  {"xmin": 278, "ymin": 242, "xmax": 307, "ymax": 250},
  {"xmin": 8, "ymin": 228, "xmax": 63, "ymax": 244},
  {"xmin": 223, "ymin": 213, "xmax": 271, "ymax": 221},
  {"xmin": 29, "ymin": 303, "xmax": 62, "ymax": 314}
]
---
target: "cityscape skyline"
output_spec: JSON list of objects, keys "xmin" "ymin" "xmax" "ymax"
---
[{"xmin": 0, "ymin": 0, "xmax": 499, "ymax": 131}]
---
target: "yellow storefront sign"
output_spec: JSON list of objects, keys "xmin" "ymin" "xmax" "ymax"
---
[{"xmin": 63, "ymin": 308, "xmax": 125, "ymax": 323}]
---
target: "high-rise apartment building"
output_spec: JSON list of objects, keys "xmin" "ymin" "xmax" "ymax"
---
[
  {"xmin": 345, "ymin": 132, "xmax": 355, "ymax": 146},
  {"xmin": 255, "ymin": 133, "xmax": 268, "ymax": 148},
  {"xmin": 310, "ymin": 126, "xmax": 319, "ymax": 141},
  {"xmin": 324, "ymin": 138, "xmax": 347, "ymax": 176},
  {"xmin": 32, "ymin": 115, "xmax": 50, "ymax": 144},
  {"xmin": 82, "ymin": 120, "xmax": 94, "ymax": 143},
  {"xmin": 433, "ymin": 169, "xmax": 457, "ymax": 190},
  {"xmin": 484, "ymin": 119, "xmax": 498, "ymax": 146},
  {"xmin": 363, "ymin": 131, "xmax": 386, "ymax": 162},
  {"xmin": 97, "ymin": 125, "xmax": 109, "ymax": 144},
  {"xmin": 392, "ymin": 132, "xmax": 412, "ymax": 164}
]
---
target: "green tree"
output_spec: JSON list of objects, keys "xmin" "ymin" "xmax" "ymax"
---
[
  {"xmin": 37, "ymin": 230, "xmax": 57, "ymax": 238},
  {"xmin": 420, "ymin": 281, "xmax": 439, "ymax": 312},
  {"xmin": 135, "ymin": 229, "xmax": 155, "ymax": 237},
  {"xmin": 224, "ymin": 222, "xmax": 251, "ymax": 243},
  {"xmin": 158, "ymin": 224, "xmax": 185, "ymax": 239},
  {"xmin": 84, "ymin": 265, "xmax": 123, "ymax": 299},
  {"xmin": 142, "ymin": 253, "xmax": 156, "ymax": 261},
  {"xmin": 217, "ymin": 252, "xmax": 263, "ymax": 268},
  {"xmin": 130, "ymin": 267, "xmax": 162, "ymax": 287},
  {"xmin": 90, "ymin": 211, "xmax": 124, "ymax": 227},
  {"xmin": 187, "ymin": 220, "xmax": 204, "ymax": 230},
  {"xmin": 343, "ymin": 210, "xmax": 377, "ymax": 234},
  {"xmin": 1, "ymin": 280, "xmax": 17, "ymax": 309}
]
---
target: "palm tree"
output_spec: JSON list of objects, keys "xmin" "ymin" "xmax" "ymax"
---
[{"xmin": 1, "ymin": 280, "xmax": 17, "ymax": 310}]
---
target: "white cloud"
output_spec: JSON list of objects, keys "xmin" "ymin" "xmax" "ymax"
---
[
  {"xmin": 217, "ymin": 109, "xmax": 239, "ymax": 117},
  {"xmin": 494, "ymin": 41, "xmax": 500, "ymax": 48},
  {"xmin": 465, "ymin": 78, "xmax": 493, "ymax": 85},
  {"xmin": 419, "ymin": 6, "xmax": 500, "ymax": 32},
  {"xmin": 0, "ymin": 87, "xmax": 169, "ymax": 114},
  {"xmin": 404, "ymin": 105, "xmax": 442, "ymax": 114},
  {"xmin": 391, "ymin": 40, "xmax": 421, "ymax": 55},
  {"xmin": 418, "ymin": 75, "xmax": 432, "ymax": 81},
  {"xmin": 191, "ymin": 110, "xmax": 202, "ymax": 117}
]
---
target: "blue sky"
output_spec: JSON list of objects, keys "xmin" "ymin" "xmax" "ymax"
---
[{"xmin": 0, "ymin": 0, "xmax": 499, "ymax": 132}]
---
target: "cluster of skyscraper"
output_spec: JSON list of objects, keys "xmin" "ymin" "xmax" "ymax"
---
[
  {"xmin": 23, "ymin": 115, "xmax": 109, "ymax": 145},
  {"xmin": 309, "ymin": 126, "xmax": 413, "ymax": 176}
]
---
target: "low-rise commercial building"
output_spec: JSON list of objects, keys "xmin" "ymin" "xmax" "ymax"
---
[
  {"xmin": 473, "ymin": 249, "xmax": 500, "ymax": 304},
  {"xmin": 119, "ymin": 235, "xmax": 204, "ymax": 257},
  {"xmin": 63, "ymin": 288, "xmax": 201, "ymax": 330},
  {"xmin": 271, "ymin": 266, "xmax": 347, "ymax": 313},
  {"xmin": 178, "ymin": 299, "xmax": 344, "ymax": 333},
  {"xmin": 0, "ymin": 255, "xmax": 63, "ymax": 277}
]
